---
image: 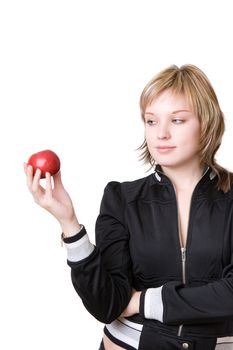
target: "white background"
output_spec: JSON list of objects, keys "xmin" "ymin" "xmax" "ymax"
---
[{"xmin": 1, "ymin": 0, "xmax": 233, "ymax": 349}]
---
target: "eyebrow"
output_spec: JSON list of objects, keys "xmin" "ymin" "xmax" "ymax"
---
[
  {"xmin": 172, "ymin": 109, "xmax": 191, "ymax": 114},
  {"xmin": 144, "ymin": 109, "xmax": 191, "ymax": 116}
]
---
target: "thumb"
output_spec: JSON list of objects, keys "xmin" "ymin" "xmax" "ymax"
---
[{"xmin": 53, "ymin": 171, "xmax": 64, "ymax": 189}]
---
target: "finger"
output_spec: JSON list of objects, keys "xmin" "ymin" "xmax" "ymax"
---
[
  {"xmin": 23, "ymin": 162, "xmax": 28, "ymax": 175},
  {"xmin": 53, "ymin": 171, "xmax": 64, "ymax": 189},
  {"xmin": 45, "ymin": 172, "xmax": 53, "ymax": 197},
  {"xmin": 26, "ymin": 164, "xmax": 34, "ymax": 189},
  {"xmin": 31, "ymin": 168, "xmax": 42, "ymax": 193}
]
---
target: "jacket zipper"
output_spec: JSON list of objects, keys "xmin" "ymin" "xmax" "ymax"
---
[
  {"xmin": 172, "ymin": 183, "xmax": 187, "ymax": 337},
  {"xmin": 172, "ymin": 167, "xmax": 209, "ymax": 337},
  {"xmin": 155, "ymin": 166, "xmax": 210, "ymax": 337}
]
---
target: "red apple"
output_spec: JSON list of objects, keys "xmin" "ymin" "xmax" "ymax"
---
[{"xmin": 27, "ymin": 150, "xmax": 60, "ymax": 178}]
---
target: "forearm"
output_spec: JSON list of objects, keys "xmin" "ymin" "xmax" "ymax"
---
[
  {"xmin": 162, "ymin": 279, "xmax": 233, "ymax": 325},
  {"xmin": 140, "ymin": 278, "xmax": 233, "ymax": 325},
  {"xmin": 62, "ymin": 181, "xmax": 133, "ymax": 323}
]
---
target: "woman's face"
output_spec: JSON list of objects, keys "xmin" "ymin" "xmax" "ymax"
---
[{"xmin": 144, "ymin": 89, "xmax": 201, "ymax": 170}]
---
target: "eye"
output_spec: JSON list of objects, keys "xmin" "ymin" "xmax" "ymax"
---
[
  {"xmin": 172, "ymin": 118, "xmax": 184, "ymax": 124},
  {"xmin": 146, "ymin": 119, "xmax": 157, "ymax": 126}
]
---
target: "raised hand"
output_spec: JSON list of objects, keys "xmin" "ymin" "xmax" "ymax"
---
[{"xmin": 24, "ymin": 163, "xmax": 81, "ymax": 236}]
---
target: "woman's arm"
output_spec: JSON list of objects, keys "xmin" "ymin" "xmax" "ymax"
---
[
  {"xmin": 67, "ymin": 182, "xmax": 133, "ymax": 323},
  {"xmin": 25, "ymin": 165, "xmax": 132, "ymax": 323},
  {"xmin": 139, "ymin": 264, "xmax": 233, "ymax": 325}
]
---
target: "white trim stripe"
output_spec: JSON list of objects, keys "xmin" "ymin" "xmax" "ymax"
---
[
  {"xmin": 215, "ymin": 337, "xmax": 233, "ymax": 349},
  {"xmin": 155, "ymin": 172, "xmax": 161, "ymax": 182},
  {"xmin": 120, "ymin": 317, "xmax": 143, "ymax": 332},
  {"xmin": 215, "ymin": 345, "xmax": 233, "ymax": 349},
  {"xmin": 106, "ymin": 318, "xmax": 142, "ymax": 349},
  {"xmin": 217, "ymin": 337, "xmax": 233, "ymax": 344},
  {"xmin": 64, "ymin": 234, "xmax": 95, "ymax": 262},
  {"xmin": 210, "ymin": 171, "xmax": 216, "ymax": 180}
]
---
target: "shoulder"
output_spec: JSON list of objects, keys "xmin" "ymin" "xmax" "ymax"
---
[
  {"xmin": 212, "ymin": 181, "xmax": 233, "ymax": 203},
  {"xmin": 104, "ymin": 173, "xmax": 156, "ymax": 204}
]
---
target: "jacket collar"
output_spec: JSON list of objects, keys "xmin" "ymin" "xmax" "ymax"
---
[{"xmin": 154, "ymin": 164, "xmax": 216, "ymax": 185}]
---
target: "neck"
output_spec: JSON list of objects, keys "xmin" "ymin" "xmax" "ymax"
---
[{"xmin": 161, "ymin": 162, "xmax": 204, "ymax": 192}]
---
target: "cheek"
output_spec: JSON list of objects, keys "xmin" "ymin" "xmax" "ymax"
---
[
  {"xmin": 145, "ymin": 129, "xmax": 153, "ymax": 144},
  {"xmin": 180, "ymin": 126, "xmax": 200, "ymax": 150},
  {"xmin": 190, "ymin": 125, "xmax": 201, "ymax": 145},
  {"xmin": 145, "ymin": 133, "xmax": 156, "ymax": 155}
]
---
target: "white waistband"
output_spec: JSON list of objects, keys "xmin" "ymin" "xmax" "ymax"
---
[{"xmin": 106, "ymin": 318, "xmax": 233, "ymax": 350}]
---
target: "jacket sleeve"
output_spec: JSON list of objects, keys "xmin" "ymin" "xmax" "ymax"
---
[
  {"xmin": 64, "ymin": 181, "xmax": 132, "ymax": 324},
  {"xmin": 140, "ymin": 259, "xmax": 233, "ymax": 326}
]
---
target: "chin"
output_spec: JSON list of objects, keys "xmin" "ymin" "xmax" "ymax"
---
[
  {"xmin": 157, "ymin": 158, "xmax": 199, "ymax": 170},
  {"xmin": 155, "ymin": 159, "xmax": 178, "ymax": 168},
  {"xmin": 155, "ymin": 159, "xmax": 188, "ymax": 170}
]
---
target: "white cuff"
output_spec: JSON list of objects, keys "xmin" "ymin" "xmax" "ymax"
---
[
  {"xmin": 64, "ymin": 233, "xmax": 95, "ymax": 262},
  {"xmin": 144, "ymin": 286, "xmax": 163, "ymax": 322}
]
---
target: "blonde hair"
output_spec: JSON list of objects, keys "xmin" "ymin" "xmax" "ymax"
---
[{"xmin": 139, "ymin": 64, "xmax": 233, "ymax": 192}]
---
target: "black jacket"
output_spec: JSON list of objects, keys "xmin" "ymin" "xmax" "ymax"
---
[{"xmin": 66, "ymin": 166, "xmax": 233, "ymax": 339}]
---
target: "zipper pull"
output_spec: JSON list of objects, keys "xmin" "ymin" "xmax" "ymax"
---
[
  {"xmin": 181, "ymin": 247, "xmax": 186, "ymax": 285},
  {"xmin": 181, "ymin": 247, "xmax": 186, "ymax": 262}
]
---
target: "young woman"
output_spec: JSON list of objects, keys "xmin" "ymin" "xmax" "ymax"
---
[{"xmin": 25, "ymin": 65, "xmax": 233, "ymax": 350}]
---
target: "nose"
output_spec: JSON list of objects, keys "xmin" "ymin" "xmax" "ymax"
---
[{"xmin": 157, "ymin": 122, "xmax": 171, "ymax": 140}]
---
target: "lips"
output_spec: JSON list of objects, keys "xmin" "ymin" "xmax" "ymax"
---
[
  {"xmin": 155, "ymin": 146, "xmax": 176, "ymax": 154},
  {"xmin": 156, "ymin": 146, "xmax": 176, "ymax": 149}
]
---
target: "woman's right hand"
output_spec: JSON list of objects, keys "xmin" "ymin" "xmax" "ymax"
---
[{"xmin": 24, "ymin": 163, "xmax": 81, "ymax": 236}]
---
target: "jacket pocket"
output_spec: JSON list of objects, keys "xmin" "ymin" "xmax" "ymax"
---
[
  {"xmin": 138, "ymin": 326, "xmax": 194, "ymax": 350},
  {"xmin": 138, "ymin": 325, "xmax": 216, "ymax": 350}
]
